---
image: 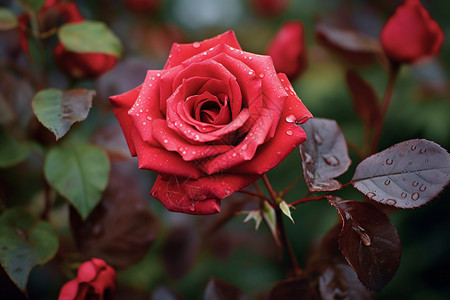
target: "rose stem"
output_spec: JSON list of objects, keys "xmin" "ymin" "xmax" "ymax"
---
[
  {"xmin": 369, "ymin": 62, "xmax": 400, "ymax": 155},
  {"xmin": 290, "ymin": 195, "xmax": 328, "ymax": 207},
  {"xmin": 262, "ymin": 174, "xmax": 302, "ymax": 276},
  {"xmin": 238, "ymin": 190, "xmax": 271, "ymax": 202}
]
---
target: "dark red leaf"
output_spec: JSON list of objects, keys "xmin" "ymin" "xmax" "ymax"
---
[
  {"xmin": 204, "ymin": 277, "xmax": 248, "ymax": 300},
  {"xmin": 315, "ymin": 21, "xmax": 382, "ymax": 66},
  {"xmin": 151, "ymin": 286, "xmax": 185, "ymax": 300},
  {"xmin": 70, "ymin": 162, "xmax": 159, "ymax": 270},
  {"xmin": 161, "ymin": 226, "xmax": 200, "ymax": 280},
  {"xmin": 299, "ymin": 118, "xmax": 351, "ymax": 191},
  {"xmin": 331, "ymin": 200, "xmax": 401, "ymax": 291},
  {"xmin": 352, "ymin": 139, "xmax": 450, "ymax": 208},
  {"xmin": 345, "ymin": 70, "xmax": 380, "ymax": 126},
  {"xmin": 265, "ymin": 278, "xmax": 317, "ymax": 300}
]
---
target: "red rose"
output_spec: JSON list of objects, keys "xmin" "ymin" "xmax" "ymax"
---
[
  {"xmin": 110, "ymin": 31, "xmax": 312, "ymax": 215},
  {"xmin": 250, "ymin": 0, "xmax": 289, "ymax": 18},
  {"xmin": 58, "ymin": 258, "xmax": 117, "ymax": 300},
  {"xmin": 53, "ymin": 42, "xmax": 117, "ymax": 79},
  {"xmin": 267, "ymin": 21, "xmax": 308, "ymax": 80},
  {"xmin": 380, "ymin": 0, "xmax": 444, "ymax": 64}
]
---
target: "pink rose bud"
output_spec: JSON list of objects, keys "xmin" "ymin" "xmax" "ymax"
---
[
  {"xmin": 58, "ymin": 258, "xmax": 117, "ymax": 300},
  {"xmin": 249, "ymin": 0, "xmax": 289, "ymax": 18},
  {"xmin": 380, "ymin": 0, "xmax": 444, "ymax": 64},
  {"xmin": 267, "ymin": 21, "xmax": 308, "ymax": 81},
  {"xmin": 53, "ymin": 42, "xmax": 117, "ymax": 79}
]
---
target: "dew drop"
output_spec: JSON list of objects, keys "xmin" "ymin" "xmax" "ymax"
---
[
  {"xmin": 242, "ymin": 144, "xmax": 248, "ymax": 150},
  {"xmin": 323, "ymin": 154, "xmax": 339, "ymax": 166},
  {"xmin": 285, "ymin": 114, "xmax": 296, "ymax": 123},
  {"xmin": 360, "ymin": 232, "xmax": 372, "ymax": 246},
  {"xmin": 401, "ymin": 192, "xmax": 407, "ymax": 198},
  {"xmin": 306, "ymin": 169, "xmax": 314, "ymax": 179},
  {"xmin": 412, "ymin": 181, "xmax": 419, "ymax": 187},
  {"xmin": 163, "ymin": 139, "xmax": 168, "ymax": 143},
  {"xmin": 386, "ymin": 199, "xmax": 397, "ymax": 205},
  {"xmin": 259, "ymin": 73, "xmax": 265, "ymax": 78},
  {"xmin": 408, "ymin": 161, "xmax": 412, "ymax": 165},
  {"xmin": 193, "ymin": 42, "xmax": 200, "ymax": 48},
  {"xmin": 419, "ymin": 148, "xmax": 427, "ymax": 154},
  {"xmin": 156, "ymin": 73, "xmax": 161, "ymax": 77},
  {"xmin": 411, "ymin": 193, "xmax": 420, "ymax": 201},
  {"xmin": 314, "ymin": 133, "xmax": 322, "ymax": 145},
  {"xmin": 286, "ymin": 130, "xmax": 293, "ymax": 136},
  {"xmin": 425, "ymin": 159, "xmax": 429, "ymax": 163},
  {"xmin": 249, "ymin": 71, "xmax": 254, "ymax": 75},
  {"xmin": 146, "ymin": 116, "xmax": 152, "ymax": 121},
  {"xmin": 411, "ymin": 145, "xmax": 416, "ymax": 151},
  {"xmin": 224, "ymin": 190, "xmax": 231, "ymax": 195},
  {"xmin": 142, "ymin": 121, "xmax": 147, "ymax": 125},
  {"xmin": 419, "ymin": 185, "xmax": 426, "ymax": 192},
  {"xmin": 366, "ymin": 192, "xmax": 376, "ymax": 200},
  {"xmin": 189, "ymin": 203, "xmax": 196, "ymax": 211},
  {"xmin": 384, "ymin": 179, "xmax": 391, "ymax": 185},
  {"xmin": 385, "ymin": 158, "xmax": 393, "ymax": 165}
]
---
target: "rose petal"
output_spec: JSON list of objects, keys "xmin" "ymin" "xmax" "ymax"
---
[
  {"xmin": 58, "ymin": 279, "xmax": 80, "ymax": 300},
  {"xmin": 77, "ymin": 260, "xmax": 98, "ymax": 283},
  {"xmin": 132, "ymin": 130, "xmax": 203, "ymax": 178},
  {"xmin": 110, "ymin": 86, "xmax": 141, "ymax": 156},
  {"xmin": 151, "ymin": 175, "xmax": 222, "ymax": 214},
  {"xmin": 164, "ymin": 30, "xmax": 242, "ymax": 69},
  {"xmin": 230, "ymin": 73, "xmax": 312, "ymax": 174},
  {"xmin": 152, "ymin": 119, "xmax": 233, "ymax": 161}
]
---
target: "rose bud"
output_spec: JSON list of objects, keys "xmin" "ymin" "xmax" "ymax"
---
[
  {"xmin": 267, "ymin": 21, "xmax": 308, "ymax": 81},
  {"xmin": 53, "ymin": 43, "xmax": 117, "ymax": 79},
  {"xmin": 58, "ymin": 258, "xmax": 117, "ymax": 300},
  {"xmin": 380, "ymin": 0, "xmax": 444, "ymax": 64},
  {"xmin": 249, "ymin": 0, "xmax": 289, "ymax": 18},
  {"xmin": 110, "ymin": 31, "xmax": 312, "ymax": 215},
  {"xmin": 123, "ymin": 0, "xmax": 160, "ymax": 15}
]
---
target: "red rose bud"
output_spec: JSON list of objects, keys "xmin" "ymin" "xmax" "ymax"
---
[
  {"xmin": 53, "ymin": 42, "xmax": 117, "ymax": 79},
  {"xmin": 124, "ymin": 0, "xmax": 161, "ymax": 14},
  {"xmin": 380, "ymin": 0, "xmax": 444, "ymax": 64},
  {"xmin": 58, "ymin": 258, "xmax": 117, "ymax": 300},
  {"xmin": 267, "ymin": 21, "xmax": 308, "ymax": 80},
  {"xmin": 250, "ymin": 0, "xmax": 289, "ymax": 18},
  {"xmin": 110, "ymin": 31, "xmax": 312, "ymax": 215}
]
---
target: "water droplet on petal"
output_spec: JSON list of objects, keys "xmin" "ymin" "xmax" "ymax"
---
[
  {"xmin": 189, "ymin": 203, "xmax": 196, "ymax": 211},
  {"xmin": 412, "ymin": 181, "xmax": 419, "ymax": 187},
  {"xmin": 419, "ymin": 185, "xmax": 426, "ymax": 192},
  {"xmin": 242, "ymin": 144, "xmax": 248, "ymax": 150},
  {"xmin": 385, "ymin": 158, "xmax": 393, "ymax": 165},
  {"xmin": 314, "ymin": 133, "xmax": 323, "ymax": 145},
  {"xmin": 323, "ymin": 154, "xmax": 339, "ymax": 166},
  {"xmin": 193, "ymin": 42, "xmax": 200, "ymax": 48},
  {"xmin": 286, "ymin": 130, "xmax": 293, "ymax": 136},
  {"xmin": 401, "ymin": 192, "xmax": 407, "ymax": 198},
  {"xmin": 411, "ymin": 193, "xmax": 420, "ymax": 201},
  {"xmin": 224, "ymin": 190, "xmax": 231, "ymax": 196},
  {"xmin": 163, "ymin": 139, "xmax": 168, "ymax": 143},
  {"xmin": 259, "ymin": 73, "xmax": 265, "ymax": 78},
  {"xmin": 285, "ymin": 114, "xmax": 296, "ymax": 123}
]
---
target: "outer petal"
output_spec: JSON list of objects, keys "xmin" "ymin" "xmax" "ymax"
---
[
  {"xmin": 132, "ymin": 130, "xmax": 203, "ymax": 178},
  {"xmin": 58, "ymin": 279, "xmax": 80, "ymax": 300},
  {"xmin": 109, "ymin": 85, "xmax": 141, "ymax": 156},
  {"xmin": 77, "ymin": 259, "xmax": 99, "ymax": 283},
  {"xmin": 230, "ymin": 73, "xmax": 312, "ymax": 174},
  {"xmin": 164, "ymin": 30, "xmax": 242, "ymax": 69}
]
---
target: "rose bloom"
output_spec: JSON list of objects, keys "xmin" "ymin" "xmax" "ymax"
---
[
  {"xmin": 267, "ymin": 21, "xmax": 308, "ymax": 80},
  {"xmin": 380, "ymin": 0, "xmax": 444, "ymax": 64},
  {"xmin": 58, "ymin": 258, "xmax": 117, "ymax": 300},
  {"xmin": 110, "ymin": 31, "xmax": 312, "ymax": 214}
]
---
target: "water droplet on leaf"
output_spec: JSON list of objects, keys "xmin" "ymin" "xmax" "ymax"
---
[
  {"xmin": 411, "ymin": 145, "xmax": 416, "ymax": 151},
  {"xmin": 419, "ymin": 185, "xmax": 426, "ymax": 192},
  {"xmin": 386, "ymin": 158, "xmax": 393, "ymax": 165},
  {"xmin": 401, "ymin": 192, "xmax": 407, "ymax": 198},
  {"xmin": 323, "ymin": 154, "xmax": 339, "ymax": 166},
  {"xmin": 411, "ymin": 193, "xmax": 420, "ymax": 201},
  {"xmin": 412, "ymin": 181, "xmax": 418, "ymax": 187},
  {"xmin": 304, "ymin": 152, "xmax": 313, "ymax": 164},
  {"xmin": 313, "ymin": 133, "xmax": 323, "ymax": 145},
  {"xmin": 366, "ymin": 192, "xmax": 376, "ymax": 200},
  {"xmin": 419, "ymin": 148, "xmax": 427, "ymax": 154},
  {"xmin": 384, "ymin": 180, "xmax": 391, "ymax": 185}
]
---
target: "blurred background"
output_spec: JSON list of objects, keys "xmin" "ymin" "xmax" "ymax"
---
[{"xmin": 1, "ymin": 0, "xmax": 449, "ymax": 299}]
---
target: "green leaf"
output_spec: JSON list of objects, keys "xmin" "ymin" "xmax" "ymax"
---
[
  {"xmin": 262, "ymin": 201, "xmax": 279, "ymax": 245},
  {"xmin": 58, "ymin": 20, "xmax": 123, "ymax": 58},
  {"xmin": 0, "ymin": 208, "xmax": 58, "ymax": 292},
  {"xmin": 32, "ymin": 88, "xmax": 96, "ymax": 140},
  {"xmin": 279, "ymin": 200, "xmax": 295, "ymax": 224},
  {"xmin": 0, "ymin": 8, "xmax": 18, "ymax": 30},
  {"xmin": 44, "ymin": 144, "xmax": 110, "ymax": 219},
  {"xmin": 0, "ymin": 127, "xmax": 30, "ymax": 168}
]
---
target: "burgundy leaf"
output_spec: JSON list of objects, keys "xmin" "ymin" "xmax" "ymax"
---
[
  {"xmin": 151, "ymin": 286, "xmax": 185, "ymax": 300},
  {"xmin": 162, "ymin": 226, "xmax": 200, "ymax": 280},
  {"xmin": 204, "ymin": 277, "xmax": 248, "ymax": 300},
  {"xmin": 345, "ymin": 70, "xmax": 380, "ymax": 126},
  {"xmin": 70, "ymin": 163, "xmax": 159, "ymax": 270},
  {"xmin": 315, "ymin": 21, "xmax": 382, "ymax": 66},
  {"xmin": 331, "ymin": 200, "xmax": 401, "ymax": 291},
  {"xmin": 352, "ymin": 139, "xmax": 450, "ymax": 208},
  {"xmin": 299, "ymin": 118, "xmax": 351, "ymax": 191},
  {"xmin": 265, "ymin": 278, "xmax": 317, "ymax": 300}
]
